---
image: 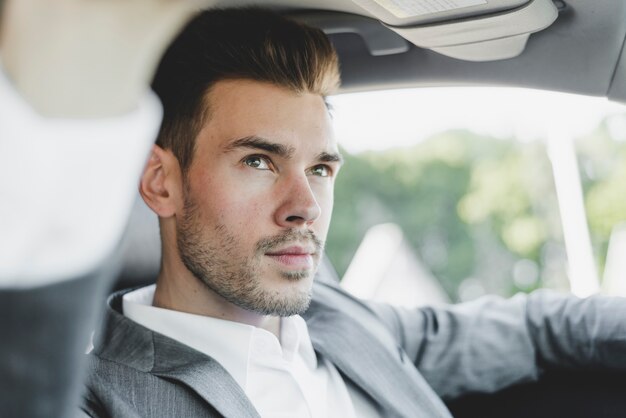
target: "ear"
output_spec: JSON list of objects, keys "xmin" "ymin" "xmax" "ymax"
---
[{"xmin": 139, "ymin": 145, "xmax": 182, "ymax": 218}]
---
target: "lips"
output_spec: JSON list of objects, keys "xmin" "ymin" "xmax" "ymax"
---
[{"xmin": 265, "ymin": 246, "xmax": 315, "ymax": 268}]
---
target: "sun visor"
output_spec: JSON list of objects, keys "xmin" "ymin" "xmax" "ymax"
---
[{"xmin": 350, "ymin": 0, "xmax": 559, "ymax": 61}]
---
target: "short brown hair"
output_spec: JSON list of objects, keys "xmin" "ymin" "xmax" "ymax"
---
[{"xmin": 152, "ymin": 8, "xmax": 341, "ymax": 174}]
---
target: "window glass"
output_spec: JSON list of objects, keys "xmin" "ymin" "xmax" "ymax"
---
[{"xmin": 326, "ymin": 87, "xmax": 626, "ymax": 303}]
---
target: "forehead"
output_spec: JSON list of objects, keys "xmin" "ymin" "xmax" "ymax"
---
[{"xmin": 196, "ymin": 79, "xmax": 337, "ymax": 155}]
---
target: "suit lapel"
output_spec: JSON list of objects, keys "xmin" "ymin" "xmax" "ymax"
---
[
  {"xmin": 94, "ymin": 290, "xmax": 260, "ymax": 418},
  {"xmin": 304, "ymin": 284, "xmax": 453, "ymax": 418},
  {"xmin": 150, "ymin": 333, "xmax": 260, "ymax": 418},
  {"xmin": 97, "ymin": 284, "xmax": 453, "ymax": 418}
]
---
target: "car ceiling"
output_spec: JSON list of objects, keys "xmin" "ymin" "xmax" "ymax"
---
[{"xmin": 210, "ymin": 0, "xmax": 626, "ymax": 104}]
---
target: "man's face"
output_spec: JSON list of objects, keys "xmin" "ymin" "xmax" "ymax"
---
[{"xmin": 176, "ymin": 79, "xmax": 341, "ymax": 316}]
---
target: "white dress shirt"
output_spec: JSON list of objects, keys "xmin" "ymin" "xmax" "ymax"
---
[
  {"xmin": 123, "ymin": 285, "xmax": 381, "ymax": 417},
  {"xmin": 0, "ymin": 62, "xmax": 161, "ymax": 287}
]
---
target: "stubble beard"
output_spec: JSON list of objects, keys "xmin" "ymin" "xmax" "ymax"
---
[{"xmin": 176, "ymin": 195, "xmax": 324, "ymax": 317}]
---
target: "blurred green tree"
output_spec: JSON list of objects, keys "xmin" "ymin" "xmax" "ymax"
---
[{"xmin": 327, "ymin": 129, "xmax": 567, "ymax": 301}]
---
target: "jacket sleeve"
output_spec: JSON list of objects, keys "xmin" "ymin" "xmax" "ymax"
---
[{"xmin": 369, "ymin": 290, "xmax": 626, "ymax": 399}]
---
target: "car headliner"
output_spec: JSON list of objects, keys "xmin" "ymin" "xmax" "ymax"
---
[{"xmin": 211, "ymin": 0, "xmax": 626, "ymax": 103}]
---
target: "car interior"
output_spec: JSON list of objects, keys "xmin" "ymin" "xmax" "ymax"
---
[{"xmin": 114, "ymin": 1, "xmax": 626, "ymax": 416}]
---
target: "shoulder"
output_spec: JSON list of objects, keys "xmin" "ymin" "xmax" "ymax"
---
[
  {"xmin": 81, "ymin": 353, "xmax": 222, "ymax": 418},
  {"xmin": 80, "ymin": 354, "xmax": 150, "ymax": 418}
]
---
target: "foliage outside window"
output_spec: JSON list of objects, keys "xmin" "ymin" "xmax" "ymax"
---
[{"xmin": 325, "ymin": 90, "xmax": 626, "ymax": 302}]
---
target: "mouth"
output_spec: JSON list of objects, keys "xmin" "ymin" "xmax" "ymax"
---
[{"xmin": 265, "ymin": 245, "xmax": 316, "ymax": 269}]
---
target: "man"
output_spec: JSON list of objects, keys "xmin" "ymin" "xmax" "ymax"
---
[{"xmin": 80, "ymin": 7, "xmax": 626, "ymax": 418}]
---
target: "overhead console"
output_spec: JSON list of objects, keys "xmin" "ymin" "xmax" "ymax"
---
[
  {"xmin": 291, "ymin": 1, "xmax": 625, "ymax": 103},
  {"xmin": 348, "ymin": 0, "xmax": 560, "ymax": 61}
]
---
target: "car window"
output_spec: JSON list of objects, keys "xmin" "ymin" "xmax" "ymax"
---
[{"xmin": 325, "ymin": 87, "xmax": 626, "ymax": 305}]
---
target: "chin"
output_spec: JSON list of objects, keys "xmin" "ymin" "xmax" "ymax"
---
[
  {"xmin": 255, "ymin": 276, "xmax": 313, "ymax": 317},
  {"xmin": 268, "ymin": 269, "xmax": 314, "ymax": 292},
  {"xmin": 279, "ymin": 269, "xmax": 313, "ymax": 281}
]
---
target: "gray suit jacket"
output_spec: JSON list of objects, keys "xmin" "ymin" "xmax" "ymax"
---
[{"xmin": 80, "ymin": 279, "xmax": 626, "ymax": 417}]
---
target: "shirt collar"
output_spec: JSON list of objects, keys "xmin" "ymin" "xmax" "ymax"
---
[{"xmin": 122, "ymin": 285, "xmax": 318, "ymax": 390}]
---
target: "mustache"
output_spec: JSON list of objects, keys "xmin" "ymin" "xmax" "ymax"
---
[{"xmin": 256, "ymin": 229, "xmax": 324, "ymax": 254}]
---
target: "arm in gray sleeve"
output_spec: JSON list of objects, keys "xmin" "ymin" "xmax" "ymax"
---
[{"xmin": 370, "ymin": 290, "xmax": 626, "ymax": 399}]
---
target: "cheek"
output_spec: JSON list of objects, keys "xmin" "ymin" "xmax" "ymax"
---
[
  {"xmin": 312, "ymin": 179, "xmax": 334, "ymax": 205},
  {"xmin": 192, "ymin": 172, "xmax": 272, "ymax": 227},
  {"xmin": 312, "ymin": 183, "xmax": 335, "ymax": 238}
]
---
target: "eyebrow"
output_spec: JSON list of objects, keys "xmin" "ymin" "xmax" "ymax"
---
[
  {"xmin": 224, "ymin": 136, "xmax": 295, "ymax": 159},
  {"xmin": 225, "ymin": 135, "xmax": 344, "ymax": 165},
  {"xmin": 317, "ymin": 151, "xmax": 344, "ymax": 166}
]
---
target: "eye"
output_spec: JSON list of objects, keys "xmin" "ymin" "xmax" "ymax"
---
[
  {"xmin": 243, "ymin": 155, "xmax": 271, "ymax": 170},
  {"xmin": 309, "ymin": 164, "xmax": 331, "ymax": 177}
]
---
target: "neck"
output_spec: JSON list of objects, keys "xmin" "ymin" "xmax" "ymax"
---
[{"xmin": 152, "ymin": 259, "xmax": 281, "ymax": 338}]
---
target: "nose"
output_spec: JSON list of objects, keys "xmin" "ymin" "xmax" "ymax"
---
[{"xmin": 274, "ymin": 175, "xmax": 322, "ymax": 228}]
